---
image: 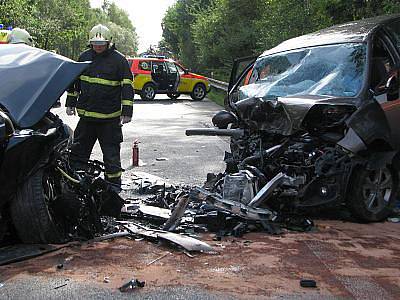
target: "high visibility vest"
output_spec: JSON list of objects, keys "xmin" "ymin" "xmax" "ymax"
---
[{"xmin": 0, "ymin": 30, "xmax": 10, "ymax": 44}]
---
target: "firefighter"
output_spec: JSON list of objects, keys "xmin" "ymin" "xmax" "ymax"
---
[
  {"xmin": 65, "ymin": 24, "xmax": 134, "ymax": 189},
  {"xmin": 8, "ymin": 27, "xmax": 33, "ymax": 46}
]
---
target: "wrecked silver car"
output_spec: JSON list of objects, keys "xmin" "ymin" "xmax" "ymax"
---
[
  {"xmin": 0, "ymin": 45, "xmax": 123, "ymax": 244},
  {"xmin": 188, "ymin": 15, "xmax": 400, "ymax": 222}
]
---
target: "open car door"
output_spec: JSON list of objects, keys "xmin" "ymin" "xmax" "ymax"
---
[
  {"xmin": 151, "ymin": 61, "xmax": 168, "ymax": 90},
  {"xmin": 165, "ymin": 61, "xmax": 180, "ymax": 92},
  {"xmin": 226, "ymin": 55, "xmax": 258, "ymax": 110}
]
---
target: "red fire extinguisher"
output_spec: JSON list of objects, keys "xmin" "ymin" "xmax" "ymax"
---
[{"xmin": 132, "ymin": 139, "xmax": 139, "ymax": 167}]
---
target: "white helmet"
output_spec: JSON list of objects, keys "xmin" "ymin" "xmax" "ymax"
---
[
  {"xmin": 89, "ymin": 24, "xmax": 111, "ymax": 45},
  {"xmin": 8, "ymin": 28, "xmax": 33, "ymax": 46}
]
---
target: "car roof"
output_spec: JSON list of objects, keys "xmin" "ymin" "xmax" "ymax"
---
[
  {"xmin": 129, "ymin": 57, "xmax": 175, "ymax": 63},
  {"xmin": 261, "ymin": 14, "xmax": 400, "ymax": 57}
]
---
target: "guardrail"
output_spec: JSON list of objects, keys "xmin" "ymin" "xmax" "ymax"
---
[{"xmin": 207, "ymin": 77, "xmax": 229, "ymax": 92}]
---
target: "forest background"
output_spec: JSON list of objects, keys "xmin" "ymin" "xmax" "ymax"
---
[
  {"xmin": 1, "ymin": 0, "xmax": 400, "ymax": 82},
  {"xmin": 161, "ymin": 0, "xmax": 400, "ymax": 80}
]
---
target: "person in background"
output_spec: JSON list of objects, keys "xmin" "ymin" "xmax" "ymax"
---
[{"xmin": 8, "ymin": 27, "xmax": 33, "ymax": 46}]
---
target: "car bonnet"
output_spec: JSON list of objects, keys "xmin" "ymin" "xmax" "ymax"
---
[{"xmin": 0, "ymin": 44, "xmax": 90, "ymax": 128}]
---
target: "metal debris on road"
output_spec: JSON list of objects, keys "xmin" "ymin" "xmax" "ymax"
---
[
  {"xmin": 119, "ymin": 278, "xmax": 145, "ymax": 292},
  {"xmin": 103, "ymin": 277, "xmax": 110, "ymax": 283},
  {"xmin": 387, "ymin": 217, "xmax": 400, "ymax": 223},
  {"xmin": 146, "ymin": 252, "xmax": 171, "ymax": 266},
  {"xmin": 300, "ymin": 279, "xmax": 317, "ymax": 288},
  {"xmin": 54, "ymin": 283, "xmax": 68, "ymax": 290},
  {"xmin": 121, "ymin": 222, "xmax": 214, "ymax": 252},
  {"xmin": 156, "ymin": 157, "xmax": 168, "ymax": 161}
]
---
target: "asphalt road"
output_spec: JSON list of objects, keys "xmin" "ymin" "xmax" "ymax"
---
[
  {"xmin": 53, "ymin": 93, "xmax": 229, "ymax": 186},
  {"xmin": 0, "ymin": 94, "xmax": 234, "ymax": 300},
  {"xmin": 2, "ymin": 94, "xmax": 400, "ymax": 299}
]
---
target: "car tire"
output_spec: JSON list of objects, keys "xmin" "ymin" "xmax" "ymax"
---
[
  {"xmin": 10, "ymin": 169, "xmax": 65, "ymax": 244},
  {"xmin": 347, "ymin": 165, "xmax": 398, "ymax": 222},
  {"xmin": 140, "ymin": 83, "xmax": 156, "ymax": 100},
  {"xmin": 167, "ymin": 92, "xmax": 180, "ymax": 99},
  {"xmin": 190, "ymin": 83, "xmax": 206, "ymax": 101}
]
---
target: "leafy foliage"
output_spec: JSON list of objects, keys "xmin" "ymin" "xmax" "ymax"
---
[
  {"xmin": 161, "ymin": 0, "xmax": 400, "ymax": 80},
  {"xmin": 0, "ymin": 0, "xmax": 138, "ymax": 58}
]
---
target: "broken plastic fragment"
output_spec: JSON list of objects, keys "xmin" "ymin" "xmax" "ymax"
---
[{"xmin": 119, "ymin": 278, "xmax": 145, "ymax": 292}]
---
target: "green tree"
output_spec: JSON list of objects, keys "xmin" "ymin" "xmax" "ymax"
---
[
  {"xmin": 0, "ymin": 0, "xmax": 138, "ymax": 58},
  {"xmin": 161, "ymin": 0, "xmax": 211, "ymax": 71}
]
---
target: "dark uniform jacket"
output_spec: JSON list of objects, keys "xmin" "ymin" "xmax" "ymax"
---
[{"xmin": 66, "ymin": 45, "xmax": 134, "ymax": 121}]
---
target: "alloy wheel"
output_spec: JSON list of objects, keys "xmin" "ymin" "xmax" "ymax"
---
[
  {"xmin": 193, "ymin": 85, "xmax": 205, "ymax": 99},
  {"xmin": 144, "ymin": 86, "xmax": 155, "ymax": 99},
  {"xmin": 361, "ymin": 168, "xmax": 393, "ymax": 214}
]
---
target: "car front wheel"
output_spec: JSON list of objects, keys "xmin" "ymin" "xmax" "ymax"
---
[
  {"xmin": 347, "ymin": 165, "xmax": 398, "ymax": 222},
  {"xmin": 10, "ymin": 169, "xmax": 65, "ymax": 243},
  {"xmin": 140, "ymin": 83, "xmax": 156, "ymax": 100},
  {"xmin": 190, "ymin": 83, "xmax": 206, "ymax": 101}
]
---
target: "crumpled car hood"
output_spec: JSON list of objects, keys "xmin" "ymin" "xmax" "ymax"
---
[
  {"xmin": 0, "ymin": 45, "xmax": 89, "ymax": 128},
  {"xmin": 234, "ymin": 93, "xmax": 360, "ymax": 136}
]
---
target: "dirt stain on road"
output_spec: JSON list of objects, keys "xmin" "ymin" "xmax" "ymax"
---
[{"xmin": 1, "ymin": 220, "xmax": 399, "ymax": 298}]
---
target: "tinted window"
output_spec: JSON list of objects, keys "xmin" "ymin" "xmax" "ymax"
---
[
  {"xmin": 165, "ymin": 61, "xmax": 178, "ymax": 73},
  {"xmin": 385, "ymin": 20, "xmax": 400, "ymax": 50},
  {"xmin": 151, "ymin": 61, "xmax": 166, "ymax": 73}
]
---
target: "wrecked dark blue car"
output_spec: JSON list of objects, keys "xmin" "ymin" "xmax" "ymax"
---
[
  {"xmin": 188, "ymin": 15, "xmax": 400, "ymax": 222},
  {"xmin": 0, "ymin": 45, "xmax": 122, "ymax": 244}
]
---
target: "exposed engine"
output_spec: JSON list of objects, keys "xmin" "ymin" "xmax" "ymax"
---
[{"xmin": 221, "ymin": 130, "xmax": 353, "ymax": 212}]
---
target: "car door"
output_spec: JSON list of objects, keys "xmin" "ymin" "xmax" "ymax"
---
[
  {"xmin": 377, "ymin": 23, "xmax": 400, "ymax": 149},
  {"xmin": 165, "ymin": 61, "xmax": 180, "ymax": 92},
  {"xmin": 151, "ymin": 61, "xmax": 168, "ymax": 90},
  {"xmin": 226, "ymin": 55, "xmax": 258, "ymax": 110},
  {"xmin": 175, "ymin": 63, "xmax": 190, "ymax": 92}
]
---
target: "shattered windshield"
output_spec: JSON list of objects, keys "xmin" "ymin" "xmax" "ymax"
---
[{"xmin": 240, "ymin": 43, "xmax": 366, "ymax": 99}]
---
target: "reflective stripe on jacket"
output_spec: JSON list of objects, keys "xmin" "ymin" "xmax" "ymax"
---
[{"xmin": 66, "ymin": 45, "xmax": 134, "ymax": 120}]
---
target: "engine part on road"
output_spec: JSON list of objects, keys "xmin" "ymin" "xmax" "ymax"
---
[{"xmin": 119, "ymin": 278, "xmax": 145, "ymax": 292}]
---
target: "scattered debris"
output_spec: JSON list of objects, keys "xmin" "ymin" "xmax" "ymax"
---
[
  {"xmin": 0, "ymin": 244, "xmax": 71, "ymax": 266},
  {"xmin": 156, "ymin": 157, "xmax": 168, "ymax": 161},
  {"xmin": 119, "ymin": 278, "xmax": 145, "ymax": 292},
  {"xmin": 300, "ymin": 279, "xmax": 317, "ymax": 288},
  {"xmin": 121, "ymin": 222, "xmax": 214, "ymax": 252},
  {"xmin": 54, "ymin": 283, "xmax": 68, "ymax": 290},
  {"xmin": 103, "ymin": 277, "xmax": 110, "ymax": 283},
  {"xmin": 57, "ymin": 264, "xmax": 64, "ymax": 270},
  {"xmin": 387, "ymin": 217, "xmax": 400, "ymax": 223},
  {"xmin": 183, "ymin": 251, "xmax": 195, "ymax": 258},
  {"xmin": 146, "ymin": 252, "xmax": 171, "ymax": 266},
  {"xmin": 90, "ymin": 232, "xmax": 130, "ymax": 243},
  {"xmin": 0, "ymin": 282, "xmax": 4, "ymax": 288}
]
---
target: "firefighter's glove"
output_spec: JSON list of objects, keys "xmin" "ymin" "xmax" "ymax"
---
[
  {"xmin": 66, "ymin": 107, "xmax": 76, "ymax": 116},
  {"xmin": 120, "ymin": 115, "xmax": 132, "ymax": 124}
]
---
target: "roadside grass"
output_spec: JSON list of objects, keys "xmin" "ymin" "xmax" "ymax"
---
[{"xmin": 207, "ymin": 87, "xmax": 226, "ymax": 107}]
